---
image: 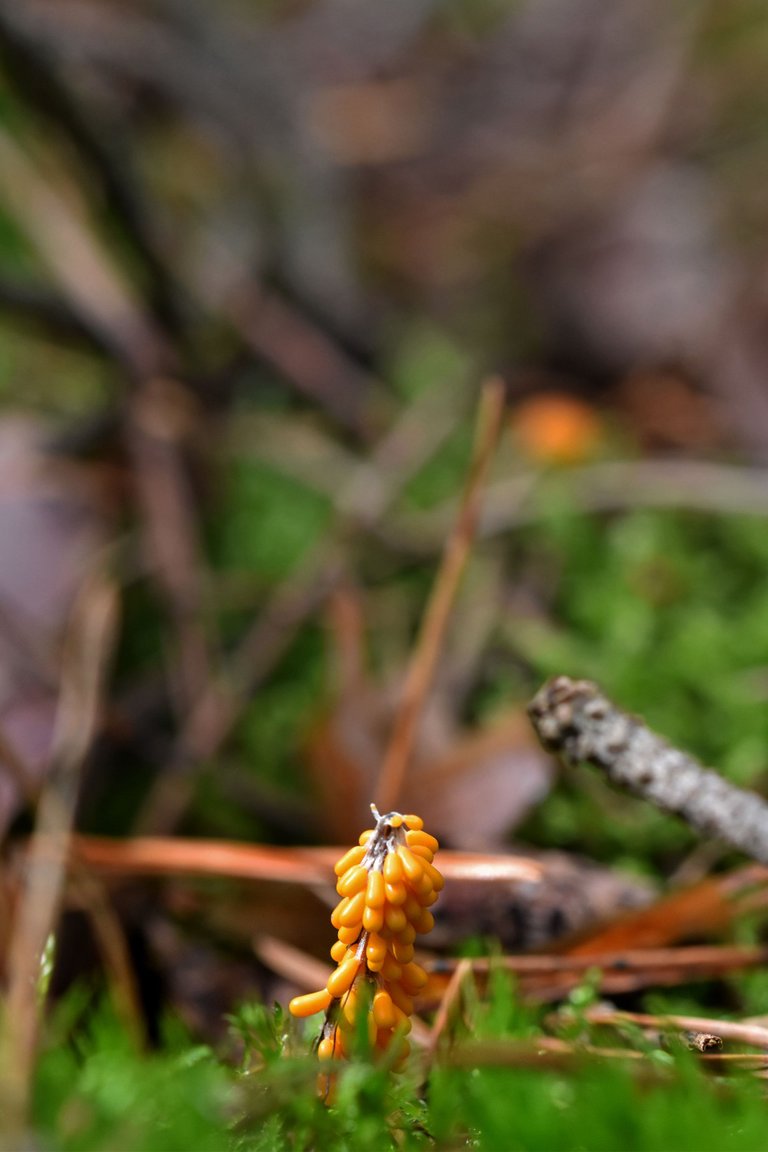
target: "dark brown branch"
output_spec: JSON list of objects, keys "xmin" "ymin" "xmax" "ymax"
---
[{"xmin": 528, "ymin": 676, "xmax": 768, "ymax": 866}]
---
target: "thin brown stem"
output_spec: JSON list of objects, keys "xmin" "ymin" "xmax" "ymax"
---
[
  {"xmin": 67, "ymin": 869, "xmax": 144, "ymax": 1049},
  {"xmin": 425, "ymin": 957, "xmax": 473, "ymax": 1062},
  {"xmin": 375, "ymin": 378, "xmax": 506, "ymax": 812},
  {"xmin": 433, "ymin": 1036, "xmax": 768, "ymax": 1072},
  {"xmin": 425, "ymin": 945, "xmax": 768, "ymax": 1001},
  {"xmin": 429, "ymin": 944, "xmax": 768, "ymax": 980},
  {"xmin": 583, "ymin": 1006, "xmax": 768, "ymax": 1052},
  {"xmin": 127, "ymin": 377, "xmax": 214, "ymax": 710},
  {"xmin": 0, "ymin": 573, "xmax": 118, "ymax": 1133}
]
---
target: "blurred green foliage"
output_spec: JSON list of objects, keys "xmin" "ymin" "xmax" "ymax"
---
[
  {"xmin": 210, "ymin": 459, "xmax": 332, "ymax": 585},
  {"xmin": 35, "ymin": 1002, "xmax": 232, "ymax": 1151},
  {"xmin": 33, "ymin": 974, "xmax": 768, "ymax": 1151},
  {"xmin": 509, "ymin": 498, "xmax": 768, "ymax": 866}
]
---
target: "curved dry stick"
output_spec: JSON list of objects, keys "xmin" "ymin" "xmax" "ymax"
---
[{"xmin": 528, "ymin": 676, "xmax": 768, "ymax": 866}]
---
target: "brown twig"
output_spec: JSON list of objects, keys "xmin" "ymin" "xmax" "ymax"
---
[
  {"xmin": 225, "ymin": 286, "xmax": 383, "ymax": 439},
  {"xmin": 425, "ymin": 957, "xmax": 473, "ymax": 1061},
  {"xmin": 426, "ymin": 945, "xmax": 768, "ymax": 1001},
  {"xmin": 430, "ymin": 945, "xmax": 768, "ymax": 978},
  {"xmin": 436, "ymin": 1036, "xmax": 648, "ymax": 1069},
  {"xmin": 435, "ymin": 1036, "xmax": 768, "ymax": 1072},
  {"xmin": 583, "ymin": 1006, "xmax": 768, "ymax": 1052},
  {"xmin": 0, "ymin": 573, "xmax": 118, "ymax": 1133},
  {"xmin": 127, "ymin": 377, "xmax": 214, "ymax": 710},
  {"xmin": 375, "ymin": 378, "xmax": 506, "ymax": 812},
  {"xmin": 528, "ymin": 676, "xmax": 768, "ymax": 866},
  {"xmin": 66, "ymin": 868, "xmax": 144, "ymax": 1049}
]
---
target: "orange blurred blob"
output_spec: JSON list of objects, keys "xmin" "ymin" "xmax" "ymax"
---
[{"xmin": 511, "ymin": 393, "xmax": 603, "ymax": 464}]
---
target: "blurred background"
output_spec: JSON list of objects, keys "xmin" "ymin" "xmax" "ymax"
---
[{"xmin": 3, "ymin": 0, "xmax": 768, "ymax": 1043}]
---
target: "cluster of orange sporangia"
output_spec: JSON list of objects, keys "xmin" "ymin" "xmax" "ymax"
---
[{"xmin": 289, "ymin": 804, "xmax": 443, "ymax": 1071}]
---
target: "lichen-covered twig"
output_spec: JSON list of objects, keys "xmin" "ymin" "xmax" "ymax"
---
[{"xmin": 528, "ymin": 676, "xmax": 768, "ymax": 866}]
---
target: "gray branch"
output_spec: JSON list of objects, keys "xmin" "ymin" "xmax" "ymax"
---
[{"xmin": 527, "ymin": 676, "xmax": 768, "ymax": 866}]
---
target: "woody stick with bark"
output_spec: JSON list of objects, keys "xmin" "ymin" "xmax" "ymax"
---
[{"xmin": 528, "ymin": 676, "xmax": 768, "ymax": 866}]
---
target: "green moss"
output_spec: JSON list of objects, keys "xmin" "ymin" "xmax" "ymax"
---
[
  {"xmin": 31, "ymin": 975, "xmax": 768, "ymax": 1152},
  {"xmin": 506, "ymin": 497, "xmax": 768, "ymax": 865},
  {"xmin": 210, "ymin": 458, "xmax": 332, "ymax": 584}
]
